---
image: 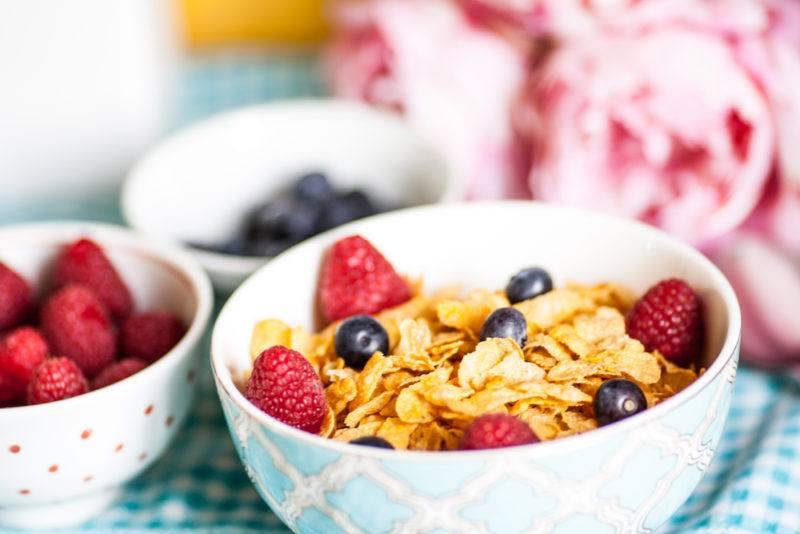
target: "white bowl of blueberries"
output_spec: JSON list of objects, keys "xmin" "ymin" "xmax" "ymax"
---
[{"xmin": 122, "ymin": 99, "xmax": 456, "ymax": 293}]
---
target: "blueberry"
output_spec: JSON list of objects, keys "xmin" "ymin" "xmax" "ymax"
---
[
  {"xmin": 593, "ymin": 379, "xmax": 647, "ymax": 426},
  {"xmin": 294, "ymin": 172, "xmax": 334, "ymax": 201},
  {"xmin": 318, "ymin": 196, "xmax": 356, "ymax": 231},
  {"xmin": 246, "ymin": 198, "xmax": 322, "ymax": 241},
  {"xmin": 285, "ymin": 202, "xmax": 324, "ymax": 239},
  {"xmin": 350, "ymin": 436, "xmax": 394, "ymax": 449},
  {"xmin": 505, "ymin": 267, "xmax": 553, "ymax": 304},
  {"xmin": 245, "ymin": 199, "xmax": 293, "ymax": 236},
  {"xmin": 318, "ymin": 190, "xmax": 380, "ymax": 232},
  {"xmin": 479, "ymin": 307, "xmax": 528, "ymax": 347},
  {"xmin": 335, "ymin": 315, "xmax": 389, "ymax": 370},
  {"xmin": 342, "ymin": 190, "xmax": 377, "ymax": 219}
]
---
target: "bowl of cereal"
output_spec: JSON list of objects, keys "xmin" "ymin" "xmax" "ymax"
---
[
  {"xmin": 211, "ymin": 201, "xmax": 740, "ymax": 533},
  {"xmin": 122, "ymin": 99, "xmax": 455, "ymax": 294}
]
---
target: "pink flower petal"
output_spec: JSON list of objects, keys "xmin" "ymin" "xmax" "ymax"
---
[
  {"xmin": 714, "ymin": 235, "xmax": 800, "ymax": 366},
  {"xmin": 328, "ymin": 0, "xmax": 529, "ymax": 199},
  {"xmin": 521, "ymin": 28, "xmax": 774, "ymax": 244}
]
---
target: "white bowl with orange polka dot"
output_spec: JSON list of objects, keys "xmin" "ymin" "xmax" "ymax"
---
[{"xmin": 0, "ymin": 222, "xmax": 213, "ymax": 529}]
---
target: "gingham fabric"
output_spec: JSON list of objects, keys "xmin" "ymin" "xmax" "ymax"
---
[
  {"xmin": 2, "ymin": 55, "xmax": 800, "ymax": 533},
  {"xmin": 665, "ymin": 370, "xmax": 800, "ymax": 534},
  {"xmin": 178, "ymin": 52, "xmax": 326, "ymax": 126}
]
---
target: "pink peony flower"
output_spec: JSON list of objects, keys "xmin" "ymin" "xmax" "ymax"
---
[
  {"xmin": 328, "ymin": 0, "xmax": 529, "ymax": 199},
  {"xmin": 733, "ymin": 0, "xmax": 800, "ymax": 254},
  {"xmin": 519, "ymin": 26, "xmax": 775, "ymax": 244},
  {"xmin": 704, "ymin": 0, "xmax": 800, "ymax": 370}
]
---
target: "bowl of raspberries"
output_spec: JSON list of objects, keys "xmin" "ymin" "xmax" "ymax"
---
[
  {"xmin": 0, "ymin": 222, "xmax": 212, "ymax": 529},
  {"xmin": 211, "ymin": 201, "xmax": 741, "ymax": 533}
]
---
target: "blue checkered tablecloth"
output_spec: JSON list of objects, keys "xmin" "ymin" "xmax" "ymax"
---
[{"xmin": 3, "ymin": 53, "xmax": 800, "ymax": 533}]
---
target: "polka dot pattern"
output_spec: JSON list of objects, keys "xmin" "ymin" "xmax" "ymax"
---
[{"xmin": 3, "ymin": 393, "xmax": 179, "ymax": 501}]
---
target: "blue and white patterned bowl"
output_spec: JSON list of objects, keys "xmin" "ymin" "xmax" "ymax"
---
[{"xmin": 211, "ymin": 202, "xmax": 740, "ymax": 534}]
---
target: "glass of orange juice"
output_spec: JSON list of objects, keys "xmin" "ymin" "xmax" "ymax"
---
[{"xmin": 181, "ymin": 0, "xmax": 329, "ymax": 46}]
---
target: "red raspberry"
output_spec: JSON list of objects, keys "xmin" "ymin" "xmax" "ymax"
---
[
  {"xmin": 0, "ymin": 327, "xmax": 48, "ymax": 402},
  {"xmin": 460, "ymin": 413, "xmax": 539, "ymax": 450},
  {"xmin": 92, "ymin": 358, "xmax": 148, "ymax": 390},
  {"xmin": 120, "ymin": 312, "xmax": 185, "ymax": 363},
  {"xmin": 27, "ymin": 357, "xmax": 89, "ymax": 404},
  {"xmin": 0, "ymin": 263, "xmax": 33, "ymax": 331},
  {"xmin": 245, "ymin": 346, "xmax": 326, "ymax": 433},
  {"xmin": 41, "ymin": 285, "xmax": 117, "ymax": 378},
  {"xmin": 626, "ymin": 279, "xmax": 704, "ymax": 365},
  {"xmin": 319, "ymin": 235, "xmax": 411, "ymax": 322},
  {"xmin": 53, "ymin": 238, "xmax": 133, "ymax": 321}
]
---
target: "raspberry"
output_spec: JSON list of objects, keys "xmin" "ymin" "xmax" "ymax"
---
[
  {"xmin": 460, "ymin": 413, "xmax": 539, "ymax": 450},
  {"xmin": 319, "ymin": 235, "xmax": 411, "ymax": 322},
  {"xmin": 27, "ymin": 357, "xmax": 89, "ymax": 405},
  {"xmin": 0, "ymin": 263, "xmax": 33, "ymax": 331},
  {"xmin": 120, "ymin": 312, "xmax": 185, "ymax": 363},
  {"xmin": 92, "ymin": 358, "xmax": 148, "ymax": 390},
  {"xmin": 53, "ymin": 238, "xmax": 133, "ymax": 321},
  {"xmin": 626, "ymin": 279, "xmax": 704, "ymax": 365},
  {"xmin": 41, "ymin": 285, "xmax": 117, "ymax": 378},
  {"xmin": 245, "ymin": 346, "xmax": 326, "ymax": 433},
  {"xmin": 0, "ymin": 327, "xmax": 48, "ymax": 402}
]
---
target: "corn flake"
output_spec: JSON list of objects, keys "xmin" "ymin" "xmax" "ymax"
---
[
  {"xmin": 376, "ymin": 418, "xmax": 417, "ymax": 449},
  {"xmin": 250, "ymin": 319, "xmax": 313, "ymax": 363},
  {"xmin": 436, "ymin": 290, "xmax": 509, "ymax": 335},
  {"xmin": 326, "ymin": 376, "xmax": 357, "ymax": 417},
  {"xmin": 344, "ymin": 391, "xmax": 394, "ymax": 428}
]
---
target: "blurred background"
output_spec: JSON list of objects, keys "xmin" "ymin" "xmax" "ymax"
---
[{"xmin": 0, "ymin": 0, "xmax": 329, "ymax": 217}]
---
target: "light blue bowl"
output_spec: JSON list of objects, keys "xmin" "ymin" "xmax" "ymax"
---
[{"xmin": 211, "ymin": 202, "xmax": 740, "ymax": 533}]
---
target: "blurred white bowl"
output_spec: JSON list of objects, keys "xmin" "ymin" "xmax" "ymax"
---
[
  {"xmin": 122, "ymin": 99, "xmax": 456, "ymax": 293},
  {"xmin": 0, "ymin": 222, "xmax": 213, "ymax": 529}
]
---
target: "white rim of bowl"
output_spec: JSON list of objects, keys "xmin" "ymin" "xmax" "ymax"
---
[
  {"xmin": 120, "ymin": 98, "xmax": 463, "ymax": 264},
  {"xmin": 0, "ymin": 221, "xmax": 214, "ymax": 418},
  {"xmin": 211, "ymin": 201, "xmax": 742, "ymax": 461}
]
